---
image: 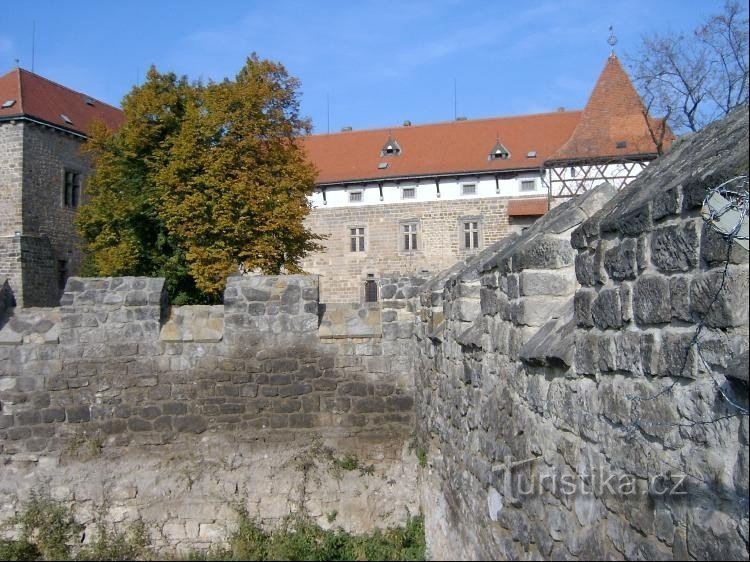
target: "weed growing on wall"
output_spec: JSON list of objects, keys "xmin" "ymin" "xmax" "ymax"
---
[{"xmin": 191, "ymin": 509, "xmax": 425, "ymax": 561}]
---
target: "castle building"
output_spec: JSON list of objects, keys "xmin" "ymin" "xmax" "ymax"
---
[
  {"xmin": 0, "ymin": 68, "xmax": 122, "ymax": 307},
  {"xmin": 0, "ymin": 55, "xmax": 669, "ymax": 307},
  {"xmin": 300, "ymin": 54, "xmax": 672, "ymax": 302}
]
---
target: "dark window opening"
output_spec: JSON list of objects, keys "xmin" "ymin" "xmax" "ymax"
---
[
  {"xmin": 57, "ymin": 260, "xmax": 68, "ymax": 292},
  {"xmin": 365, "ymin": 278, "xmax": 378, "ymax": 302},
  {"xmin": 64, "ymin": 170, "xmax": 81, "ymax": 207}
]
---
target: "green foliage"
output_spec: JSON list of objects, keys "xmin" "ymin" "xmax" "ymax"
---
[
  {"xmin": 78, "ymin": 54, "xmax": 323, "ymax": 303},
  {"xmin": 76, "ymin": 519, "xmax": 150, "ymax": 561},
  {"xmin": 0, "ymin": 538, "xmax": 41, "ymax": 561},
  {"xmin": 416, "ymin": 448, "xmax": 427, "ymax": 468},
  {"xmin": 207, "ymin": 510, "xmax": 425, "ymax": 561},
  {"xmin": 3, "ymin": 490, "xmax": 82, "ymax": 560}
]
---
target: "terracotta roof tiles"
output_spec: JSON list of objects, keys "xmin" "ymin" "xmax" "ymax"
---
[
  {"xmin": 303, "ymin": 111, "xmax": 582, "ymax": 185},
  {"xmin": 0, "ymin": 68, "xmax": 124, "ymax": 136},
  {"xmin": 547, "ymin": 55, "xmax": 674, "ymax": 163}
]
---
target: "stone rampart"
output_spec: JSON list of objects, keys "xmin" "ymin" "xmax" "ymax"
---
[
  {"xmin": 0, "ymin": 274, "xmax": 419, "ymax": 552},
  {"xmin": 413, "ymin": 107, "xmax": 749, "ymax": 560}
]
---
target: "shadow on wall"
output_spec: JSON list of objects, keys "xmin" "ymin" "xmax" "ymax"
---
[{"xmin": 0, "ymin": 280, "xmax": 16, "ymax": 330}]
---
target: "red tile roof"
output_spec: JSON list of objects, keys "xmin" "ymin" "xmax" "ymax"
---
[
  {"xmin": 546, "ymin": 55, "xmax": 674, "ymax": 163},
  {"xmin": 303, "ymin": 111, "xmax": 582, "ymax": 185},
  {"xmin": 507, "ymin": 197, "xmax": 548, "ymax": 216},
  {"xmin": 0, "ymin": 68, "xmax": 124, "ymax": 136}
]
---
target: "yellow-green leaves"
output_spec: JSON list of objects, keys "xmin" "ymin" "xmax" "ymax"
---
[{"xmin": 77, "ymin": 55, "xmax": 321, "ymax": 302}]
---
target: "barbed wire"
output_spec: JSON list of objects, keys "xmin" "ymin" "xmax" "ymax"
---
[{"xmin": 626, "ymin": 175, "xmax": 749, "ymax": 436}]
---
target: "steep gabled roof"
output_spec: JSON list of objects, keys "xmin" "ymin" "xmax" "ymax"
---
[
  {"xmin": 546, "ymin": 54, "xmax": 674, "ymax": 164},
  {"xmin": 303, "ymin": 111, "xmax": 582, "ymax": 185},
  {"xmin": 0, "ymin": 67, "xmax": 124, "ymax": 136}
]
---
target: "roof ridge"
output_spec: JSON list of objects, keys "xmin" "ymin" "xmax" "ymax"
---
[
  {"xmin": 16, "ymin": 67, "xmax": 122, "ymax": 112},
  {"xmin": 15, "ymin": 67, "xmax": 23, "ymax": 114},
  {"xmin": 309, "ymin": 109, "xmax": 584, "ymax": 138}
]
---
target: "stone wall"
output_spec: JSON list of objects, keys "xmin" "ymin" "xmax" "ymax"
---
[
  {"xmin": 0, "ymin": 274, "xmax": 420, "ymax": 552},
  {"xmin": 413, "ymin": 107, "xmax": 749, "ymax": 560},
  {"xmin": 0, "ymin": 121, "xmax": 90, "ymax": 307},
  {"xmin": 301, "ymin": 196, "xmax": 512, "ymax": 303}
]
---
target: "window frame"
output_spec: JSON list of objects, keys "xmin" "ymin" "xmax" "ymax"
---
[
  {"xmin": 348, "ymin": 225, "xmax": 366, "ymax": 252},
  {"xmin": 400, "ymin": 221, "xmax": 419, "ymax": 252},
  {"xmin": 401, "ymin": 186, "xmax": 417, "ymax": 200},
  {"xmin": 519, "ymin": 179, "xmax": 537, "ymax": 192},
  {"xmin": 461, "ymin": 182, "xmax": 477, "ymax": 196},
  {"xmin": 458, "ymin": 216, "xmax": 482, "ymax": 251},
  {"xmin": 348, "ymin": 189, "xmax": 364, "ymax": 203},
  {"xmin": 63, "ymin": 169, "xmax": 81, "ymax": 208}
]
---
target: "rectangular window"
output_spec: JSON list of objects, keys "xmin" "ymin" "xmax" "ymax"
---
[
  {"xmin": 349, "ymin": 191, "xmax": 363, "ymax": 203},
  {"xmin": 520, "ymin": 180, "xmax": 536, "ymax": 192},
  {"xmin": 350, "ymin": 227, "xmax": 365, "ymax": 252},
  {"xmin": 462, "ymin": 183, "xmax": 477, "ymax": 195},
  {"xmin": 402, "ymin": 223, "xmax": 418, "ymax": 251},
  {"xmin": 64, "ymin": 170, "xmax": 81, "ymax": 207},
  {"xmin": 365, "ymin": 277, "xmax": 378, "ymax": 302},
  {"xmin": 463, "ymin": 221, "xmax": 480, "ymax": 250},
  {"xmin": 402, "ymin": 187, "xmax": 416, "ymax": 199},
  {"xmin": 57, "ymin": 260, "xmax": 68, "ymax": 291}
]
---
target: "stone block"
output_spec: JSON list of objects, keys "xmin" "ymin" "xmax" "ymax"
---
[
  {"xmin": 670, "ymin": 276, "xmax": 691, "ymax": 322},
  {"xmin": 270, "ymin": 399, "xmax": 301, "ymax": 413},
  {"xmin": 658, "ymin": 331, "xmax": 697, "ymax": 378},
  {"xmin": 634, "ymin": 275, "xmax": 671, "ymax": 325},
  {"xmin": 127, "ymin": 417, "xmax": 152, "ymax": 432},
  {"xmin": 514, "ymin": 235, "xmax": 575, "ymax": 270},
  {"xmin": 575, "ymin": 251, "xmax": 598, "ymax": 286},
  {"xmin": 575, "ymin": 333, "xmax": 598, "ymax": 375},
  {"xmin": 700, "ymin": 222, "xmax": 748, "ymax": 265},
  {"xmin": 66, "ymin": 406, "xmax": 90, "ymax": 423},
  {"xmin": 604, "ymin": 238, "xmax": 638, "ymax": 280},
  {"xmin": 512, "ymin": 296, "xmax": 567, "ymax": 327},
  {"xmin": 386, "ymin": 395, "xmax": 414, "ymax": 411},
  {"xmin": 173, "ymin": 415, "xmax": 208, "ymax": 433},
  {"xmin": 519, "ymin": 269, "xmax": 577, "ymax": 296},
  {"xmin": 351, "ymin": 397, "xmax": 385, "ymax": 413},
  {"xmin": 455, "ymin": 298, "xmax": 481, "ymax": 322},
  {"xmin": 690, "ymin": 266, "xmax": 748, "ymax": 328},
  {"xmin": 591, "ymin": 288, "xmax": 623, "ymax": 330},
  {"xmin": 650, "ymin": 222, "xmax": 699, "ymax": 273},
  {"xmin": 652, "ymin": 185, "xmax": 682, "ymax": 220},
  {"xmin": 573, "ymin": 289, "xmax": 596, "ymax": 328}
]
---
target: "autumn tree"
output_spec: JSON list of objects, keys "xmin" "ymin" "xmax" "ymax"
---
[
  {"xmin": 77, "ymin": 55, "xmax": 322, "ymax": 303},
  {"xmin": 628, "ymin": 1, "xmax": 749, "ymax": 134}
]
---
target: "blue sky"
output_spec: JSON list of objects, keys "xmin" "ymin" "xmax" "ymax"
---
[{"xmin": 1, "ymin": 1, "xmax": 731, "ymax": 133}]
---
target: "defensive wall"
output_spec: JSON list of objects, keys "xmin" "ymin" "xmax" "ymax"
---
[{"xmin": 0, "ymin": 107, "xmax": 748, "ymax": 559}]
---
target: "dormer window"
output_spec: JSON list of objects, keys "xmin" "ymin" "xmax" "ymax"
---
[
  {"xmin": 489, "ymin": 140, "xmax": 510, "ymax": 160},
  {"xmin": 380, "ymin": 135, "xmax": 401, "ymax": 156},
  {"xmin": 1, "ymin": 99, "xmax": 16, "ymax": 109}
]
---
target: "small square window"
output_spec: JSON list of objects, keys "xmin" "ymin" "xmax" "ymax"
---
[
  {"xmin": 520, "ymin": 180, "xmax": 536, "ymax": 192},
  {"xmin": 63, "ymin": 170, "xmax": 81, "ymax": 207},
  {"xmin": 402, "ymin": 187, "xmax": 416, "ymax": 199},
  {"xmin": 349, "ymin": 191, "xmax": 363, "ymax": 203},
  {"xmin": 462, "ymin": 183, "xmax": 477, "ymax": 196},
  {"xmin": 350, "ymin": 227, "xmax": 365, "ymax": 252}
]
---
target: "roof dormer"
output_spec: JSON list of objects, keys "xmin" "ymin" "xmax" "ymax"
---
[
  {"xmin": 489, "ymin": 139, "xmax": 510, "ymax": 160},
  {"xmin": 380, "ymin": 134, "xmax": 401, "ymax": 157}
]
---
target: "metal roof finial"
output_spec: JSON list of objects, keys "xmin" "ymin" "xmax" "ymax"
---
[{"xmin": 608, "ymin": 26, "xmax": 618, "ymax": 56}]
